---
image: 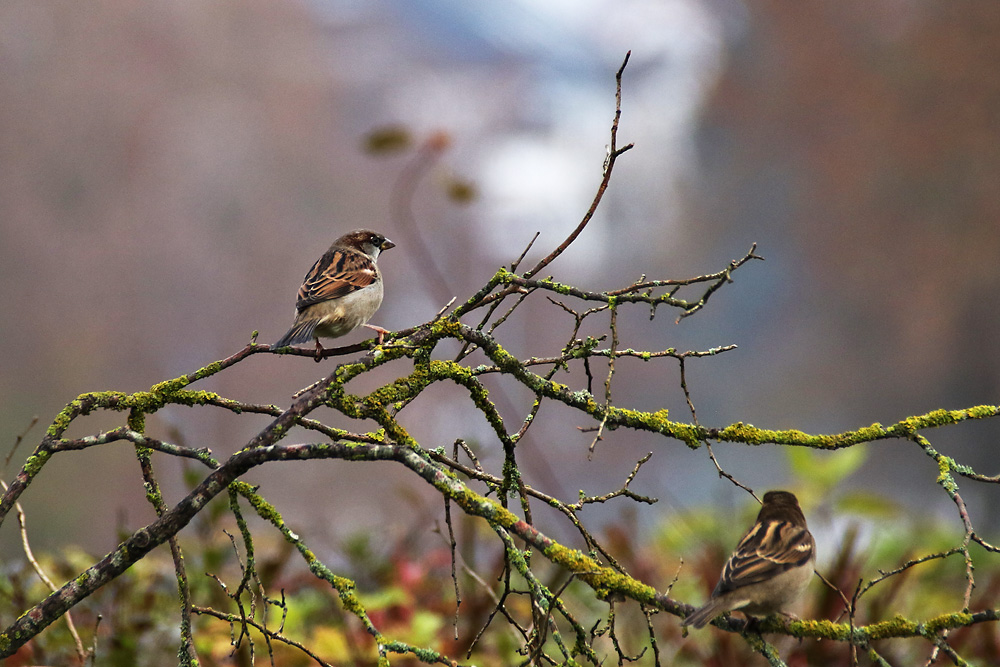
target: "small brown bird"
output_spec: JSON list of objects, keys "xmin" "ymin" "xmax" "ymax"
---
[
  {"xmin": 682, "ymin": 490, "xmax": 816, "ymax": 629},
  {"xmin": 273, "ymin": 229, "xmax": 395, "ymax": 353}
]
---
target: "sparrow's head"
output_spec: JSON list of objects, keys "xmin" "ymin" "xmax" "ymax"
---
[
  {"xmin": 335, "ymin": 229, "xmax": 396, "ymax": 259},
  {"xmin": 761, "ymin": 491, "xmax": 800, "ymax": 508},
  {"xmin": 758, "ymin": 490, "xmax": 807, "ymax": 526}
]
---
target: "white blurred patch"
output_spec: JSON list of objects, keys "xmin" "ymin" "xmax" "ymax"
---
[{"xmin": 478, "ymin": 136, "xmax": 604, "ymax": 267}]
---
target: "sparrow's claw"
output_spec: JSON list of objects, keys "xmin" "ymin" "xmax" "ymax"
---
[{"xmin": 364, "ymin": 324, "xmax": 389, "ymax": 345}]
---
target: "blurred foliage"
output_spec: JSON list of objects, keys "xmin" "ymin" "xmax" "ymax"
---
[
  {"xmin": 443, "ymin": 176, "xmax": 477, "ymax": 204},
  {"xmin": 362, "ymin": 126, "xmax": 414, "ymax": 155}
]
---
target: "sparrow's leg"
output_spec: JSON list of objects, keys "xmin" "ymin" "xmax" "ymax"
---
[
  {"xmin": 364, "ymin": 324, "xmax": 389, "ymax": 345},
  {"xmin": 314, "ymin": 338, "xmax": 325, "ymax": 363}
]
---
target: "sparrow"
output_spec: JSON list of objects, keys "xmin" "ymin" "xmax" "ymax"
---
[
  {"xmin": 682, "ymin": 490, "xmax": 816, "ymax": 629},
  {"xmin": 272, "ymin": 229, "xmax": 395, "ymax": 354}
]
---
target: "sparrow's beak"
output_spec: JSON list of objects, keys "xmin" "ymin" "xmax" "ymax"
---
[{"xmin": 381, "ymin": 238, "xmax": 396, "ymax": 251}]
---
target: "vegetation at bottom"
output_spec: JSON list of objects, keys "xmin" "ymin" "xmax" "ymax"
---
[{"xmin": 2, "ymin": 448, "xmax": 997, "ymax": 666}]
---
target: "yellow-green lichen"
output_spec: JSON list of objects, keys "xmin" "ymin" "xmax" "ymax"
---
[
  {"xmin": 669, "ymin": 423, "xmax": 703, "ymax": 448},
  {"xmin": 171, "ymin": 390, "xmax": 221, "ymax": 407},
  {"xmin": 568, "ymin": 392, "xmax": 598, "ymax": 411},
  {"xmin": 47, "ymin": 403, "xmax": 81, "ymax": 438},
  {"xmin": 539, "ymin": 541, "xmax": 658, "ymax": 602},
  {"xmin": 936, "ymin": 457, "xmax": 958, "ymax": 493},
  {"xmin": 865, "ymin": 615, "xmax": 918, "ymax": 641},
  {"xmin": 336, "ymin": 589, "xmax": 367, "ymax": 618},
  {"xmin": 924, "ymin": 611, "xmax": 973, "ymax": 634},
  {"xmin": 924, "ymin": 409, "xmax": 955, "ymax": 427},
  {"xmin": 716, "ymin": 422, "xmax": 888, "ymax": 450},
  {"xmin": 604, "ymin": 406, "xmax": 696, "ymax": 445},
  {"xmin": 538, "ymin": 277, "xmax": 573, "ymax": 295},
  {"xmin": 236, "ymin": 482, "xmax": 283, "ymax": 525},
  {"xmin": 47, "ymin": 391, "xmax": 130, "ymax": 437},
  {"xmin": 143, "ymin": 480, "xmax": 162, "ymax": 506},
  {"xmin": 786, "ymin": 618, "xmax": 850, "ymax": 640},
  {"xmin": 332, "ymin": 361, "xmax": 369, "ymax": 386},
  {"xmin": 362, "ymin": 373, "xmax": 430, "ymax": 409},
  {"xmin": 852, "ymin": 423, "xmax": 887, "ymax": 442},
  {"xmin": 896, "ymin": 406, "xmax": 999, "ymax": 433},
  {"xmin": 428, "ymin": 316, "xmax": 463, "ymax": 339},
  {"xmin": 967, "ymin": 404, "xmax": 998, "ymax": 419},
  {"xmin": 22, "ymin": 450, "xmax": 51, "ymax": 477},
  {"xmin": 193, "ymin": 360, "xmax": 224, "ymax": 381},
  {"xmin": 149, "ymin": 377, "xmax": 189, "ymax": 395}
]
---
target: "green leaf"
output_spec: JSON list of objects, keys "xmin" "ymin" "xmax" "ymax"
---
[
  {"xmin": 786, "ymin": 444, "xmax": 868, "ymax": 494},
  {"xmin": 836, "ymin": 490, "xmax": 902, "ymax": 518}
]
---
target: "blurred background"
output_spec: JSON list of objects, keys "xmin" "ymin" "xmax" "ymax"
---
[{"xmin": 1, "ymin": 0, "xmax": 998, "ymax": 577}]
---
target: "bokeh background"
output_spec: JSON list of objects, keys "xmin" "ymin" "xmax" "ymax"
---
[{"xmin": 1, "ymin": 0, "xmax": 998, "ymax": 574}]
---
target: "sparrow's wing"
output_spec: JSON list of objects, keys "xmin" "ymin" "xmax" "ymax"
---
[
  {"xmin": 713, "ymin": 520, "xmax": 814, "ymax": 596},
  {"xmin": 296, "ymin": 248, "xmax": 378, "ymax": 310}
]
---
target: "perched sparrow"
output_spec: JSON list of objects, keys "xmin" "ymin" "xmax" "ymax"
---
[
  {"xmin": 682, "ymin": 490, "xmax": 815, "ymax": 629},
  {"xmin": 272, "ymin": 229, "xmax": 395, "ymax": 353}
]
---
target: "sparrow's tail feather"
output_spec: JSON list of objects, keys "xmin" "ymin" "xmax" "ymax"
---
[
  {"xmin": 681, "ymin": 598, "xmax": 729, "ymax": 629},
  {"xmin": 272, "ymin": 320, "xmax": 318, "ymax": 349}
]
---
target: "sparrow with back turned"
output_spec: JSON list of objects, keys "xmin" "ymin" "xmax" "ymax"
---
[
  {"xmin": 682, "ymin": 490, "xmax": 816, "ymax": 629},
  {"xmin": 272, "ymin": 229, "xmax": 395, "ymax": 355}
]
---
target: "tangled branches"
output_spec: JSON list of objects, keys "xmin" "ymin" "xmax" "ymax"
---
[{"xmin": 2, "ymin": 52, "xmax": 999, "ymax": 667}]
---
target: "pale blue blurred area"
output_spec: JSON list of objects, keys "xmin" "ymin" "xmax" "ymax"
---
[
  {"xmin": 0, "ymin": 0, "xmax": 997, "ymax": 569},
  {"xmin": 305, "ymin": 0, "xmax": 724, "ymax": 273}
]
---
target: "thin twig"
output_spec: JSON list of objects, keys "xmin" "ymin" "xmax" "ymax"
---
[
  {"xmin": 522, "ymin": 52, "xmax": 633, "ymax": 281},
  {"xmin": 456, "ymin": 51, "xmax": 635, "ymax": 319},
  {"xmin": 193, "ymin": 605, "xmax": 334, "ymax": 667},
  {"xmin": 2, "ymin": 478, "xmax": 89, "ymax": 663},
  {"xmin": 3, "ymin": 416, "xmax": 38, "ymax": 472},
  {"xmin": 678, "ymin": 356, "xmax": 758, "ymax": 500}
]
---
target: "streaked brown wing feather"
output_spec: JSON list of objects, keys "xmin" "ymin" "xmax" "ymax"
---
[
  {"xmin": 296, "ymin": 248, "xmax": 378, "ymax": 311},
  {"xmin": 714, "ymin": 520, "xmax": 814, "ymax": 595}
]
